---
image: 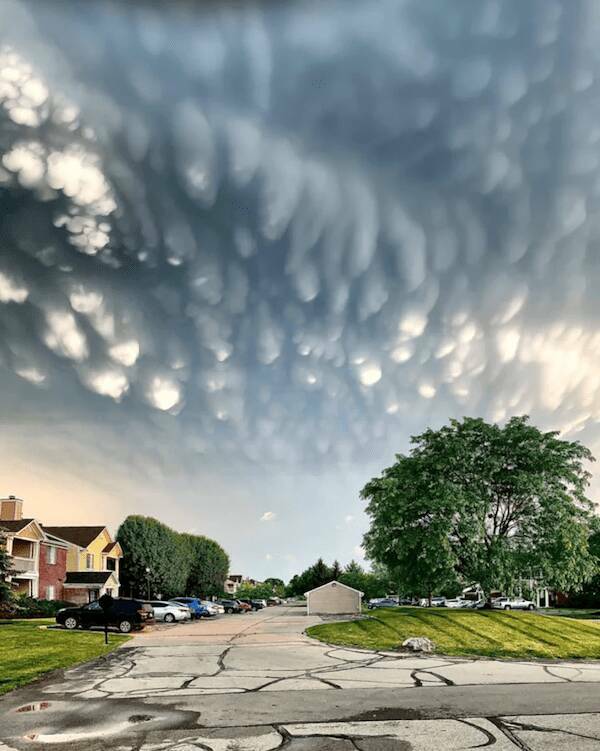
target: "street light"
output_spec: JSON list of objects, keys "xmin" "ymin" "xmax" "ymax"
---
[{"xmin": 145, "ymin": 566, "xmax": 151, "ymax": 600}]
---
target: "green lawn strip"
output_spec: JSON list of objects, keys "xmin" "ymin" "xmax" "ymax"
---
[
  {"xmin": 0, "ymin": 619, "xmax": 130, "ymax": 695},
  {"xmin": 408, "ymin": 611, "xmax": 514, "ymax": 656},
  {"xmin": 306, "ymin": 609, "xmax": 600, "ymax": 660},
  {"xmin": 503, "ymin": 611, "xmax": 600, "ymax": 647},
  {"xmin": 377, "ymin": 609, "xmax": 501, "ymax": 654}
]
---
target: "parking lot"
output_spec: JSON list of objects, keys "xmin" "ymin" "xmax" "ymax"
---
[{"xmin": 2, "ymin": 605, "xmax": 600, "ymax": 749}]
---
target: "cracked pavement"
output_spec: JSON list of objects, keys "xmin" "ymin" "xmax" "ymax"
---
[{"xmin": 2, "ymin": 606, "xmax": 600, "ymax": 749}]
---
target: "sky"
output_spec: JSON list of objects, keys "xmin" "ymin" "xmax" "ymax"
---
[{"xmin": 1, "ymin": 0, "xmax": 600, "ymax": 581}]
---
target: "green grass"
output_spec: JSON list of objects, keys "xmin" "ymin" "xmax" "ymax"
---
[
  {"xmin": 0, "ymin": 619, "xmax": 130, "ymax": 695},
  {"xmin": 306, "ymin": 607, "xmax": 600, "ymax": 660}
]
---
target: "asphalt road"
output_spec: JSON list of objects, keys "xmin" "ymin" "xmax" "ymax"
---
[{"xmin": 1, "ymin": 606, "xmax": 600, "ymax": 750}]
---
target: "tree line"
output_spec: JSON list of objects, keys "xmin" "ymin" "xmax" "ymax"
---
[
  {"xmin": 117, "ymin": 515, "xmax": 229, "ymax": 599},
  {"xmin": 286, "ymin": 557, "xmax": 394, "ymax": 600}
]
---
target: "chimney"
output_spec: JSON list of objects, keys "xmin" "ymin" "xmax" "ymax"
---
[{"xmin": 0, "ymin": 496, "xmax": 23, "ymax": 521}]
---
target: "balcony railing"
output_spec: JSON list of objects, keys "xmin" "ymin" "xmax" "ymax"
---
[{"xmin": 11, "ymin": 557, "xmax": 37, "ymax": 574}]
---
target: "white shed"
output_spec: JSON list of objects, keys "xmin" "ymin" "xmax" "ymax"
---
[{"xmin": 305, "ymin": 580, "xmax": 363, "ymax": 615}]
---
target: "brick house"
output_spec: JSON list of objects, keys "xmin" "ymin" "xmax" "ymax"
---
[
  {"xmin": 38, "ymin": 532, "xmax": 69, "ymax": 601},
  {"xmin": 1, "ymin": 496, "xmax": 120, "ymax": 603},
  {"xmin": 43, "ymin": 526, "xmax": 122, "ymax": 604}
]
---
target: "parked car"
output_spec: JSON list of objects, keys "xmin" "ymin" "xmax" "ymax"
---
[
  {"xmin": 418, "ymin": 597, "xmax": 446, "ymax": 607},
  {"xmin": 149, "ymin": 600, "xmax": 191, "ymax": 623},
  {"xmin": 492, "ymin": 597, "xmax": 536, "ymax": 611},
  {"xmin": 202, "ymin": 600, "xmax": 225, "ymax": 615},
  {"xmin": 218, "ymin": 598, "xmax": 243, "ymax": 614},
  {"xmin": 172, "ymin": 597, "xmax": 211, "ymax": 619},
  {"xmin": 367, "ymin": 598, "xmax": 398, "ymax": 609},
  {"xmin": 239, "ymin": 599, "xmax": 265, "ymax": 610},
  {"xmin": 443, "ymin": 598, "xmax": 471, "ymax": 609},
  {"xmin": 267, "ymin": 597, "xmax": 281, "ymax": 606},
  {"xmin": 56, "ymin": 598, "xmax": 153, "ymax": 633},
  {"xmin": 237, "ymin": 600, "xmax": 252, "ymax": 612}
]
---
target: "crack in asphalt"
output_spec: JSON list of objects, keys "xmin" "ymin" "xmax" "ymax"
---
[
  {"xmin": 503, "ymin": 718, "xmax": 600, "ymax": 742},
  {"xmin": 487, "ymin": 717, "xmax": 533, "ymax": 751}
]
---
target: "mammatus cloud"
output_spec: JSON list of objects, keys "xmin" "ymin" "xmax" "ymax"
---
[{"xmin": 1, "ymin": 0, "xmax": 600, "ymax": 577}]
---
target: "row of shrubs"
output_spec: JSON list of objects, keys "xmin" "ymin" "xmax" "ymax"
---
[{"xmin": 0, "ymin": 596, "xmax": 74, "ymax": 619}]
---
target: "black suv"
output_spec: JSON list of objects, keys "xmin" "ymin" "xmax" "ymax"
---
[
  {"xmin": 56, "ymin": 598, "xmax": 154, "ymax": 633},
  {"xmin": 218, "ymin": 598, "xmax": 242, "ymax": 614}
]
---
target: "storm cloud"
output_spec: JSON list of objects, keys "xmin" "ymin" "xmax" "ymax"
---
[{"xmin": 1, "ymin": 0, "xmax": 599, "ymax": 576}]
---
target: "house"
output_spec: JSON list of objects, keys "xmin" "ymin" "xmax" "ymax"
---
[
  {"xmin": 1, "ymin": 497, "xmax": 46, "ymax": 598},
  {"xmin": 43, "ymin": 526, "xmax": 122, "ymax": 604},
  {"xmin": 224, "ymin": 574, "xmax": 243, "ymax": 595},
  {"xmin": 224, "ymin": 574, "xmax": 263, "ymax": 595},
  {"xmin": 305, "ymin": 581, "xmax": 363, "ymax": 616}
]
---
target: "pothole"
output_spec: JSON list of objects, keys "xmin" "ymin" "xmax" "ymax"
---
[
  {"xmin": 16, "ymin": 702, "xmax": 51, "ymax": 713},
  {"xmin": 128, "ymin": 714, "xmax": 154, "ymax": 724}
]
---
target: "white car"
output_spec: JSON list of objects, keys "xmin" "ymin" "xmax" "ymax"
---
[
  {"xmin": 492, "ymin": 597, "xmax": 536, "ymax": 611},
  {"xmin": 150, "ymin": 600, "xmax": 191, "ymax": 623},
  {"xmin": 444, "ymin": 598, "xmax": 470, "ymax": 608},
  {"xmin": 418, "ymin": 597, "xmax": 445, "ymax": 607},
  {"xmin": 202, "ymin": 600, "xmax": 225, "ymax": 615}
]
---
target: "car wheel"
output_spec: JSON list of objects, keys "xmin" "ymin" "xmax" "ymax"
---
[
  {"xmin": 504, "ymin": 605, "xmax": 511, "ymax": 610},
  {"xmin": 64, "ymin": 616, "xmax": 78, "ymax": 630},
  {"xmin": 226, "ymin": 608, "xmax": 233, "ymax": 614},
  {"xmin": 118, "ymin": 619, "xmax": 133, "ymax": 633},
  {"xmin": 164, "ymin": 613, "xmax": 175, "ymax": 623},
  {"xmin": 528, "ymin": 604, "xmax": 535, "ymax": 610}
]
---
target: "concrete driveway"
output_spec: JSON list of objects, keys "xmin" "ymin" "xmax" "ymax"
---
[{"xmin": 1, "ymin": 605, "xmax": 600, "ymax": 749}]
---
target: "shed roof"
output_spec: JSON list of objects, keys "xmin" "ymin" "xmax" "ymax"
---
[{"xmin": 304, "ymin": 580, "xmax": 364, "ymax": 596}]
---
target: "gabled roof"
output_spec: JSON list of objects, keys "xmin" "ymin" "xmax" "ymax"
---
[
  {"xmin": 305, "ymin": 580, "xmax": 364, "ymax": 596},
  {"xmin": 44, "ymin": 526, "xmax": 107, "ymax": 549},
  {"xmin": 101, "ymin": 541, "xmax": 122, "ymax": 555},
  {"xmin": 64, "ymin": 571, "xmax": 114, "ymax": 586},
  {"xmin": 1, "ymin": 518, "xmax": 45, "ymax": 540},
  {"xmin": 0, "ymin": 518, "xmax": 35, "ymax": 534}
]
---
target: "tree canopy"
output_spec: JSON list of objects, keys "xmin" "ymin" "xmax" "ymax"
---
[
  {"xmin": 117, "ymin": 515, "xmax": 229, "ymax": 599},
  {"xmin": 0, "ymin": 529, "xmax": 14, "ymax": 604},
  {"xmin": 362, "ymin": 416, "xmax": 597, "ymax": 598}
]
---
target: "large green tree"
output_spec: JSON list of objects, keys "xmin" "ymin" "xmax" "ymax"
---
[
  {"xmin": 117, "ymin": 516, "xmax": 229, "ymax": 599},
  {"xmin": 362, "ymin": 416, "xmax": 596, "ymax": 598}
]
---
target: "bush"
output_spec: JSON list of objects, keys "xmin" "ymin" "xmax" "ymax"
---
[{"xmin": 11, "ymin": 597, "xmax": 75, "ymax": 618}]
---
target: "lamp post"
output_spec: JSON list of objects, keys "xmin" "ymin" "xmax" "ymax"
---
[{"xmin": 145, "ymin": 566, "xmax": 151, "ymax": 600}]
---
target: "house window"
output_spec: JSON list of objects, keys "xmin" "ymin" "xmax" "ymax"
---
[
  {"xmin": 86, "ymin": 554, "xmax": 94, "ymax": 569},
  {"xmin": 47, "ymin": 546, "xmax": 57, "ymax": 565},
  {"xmin": 88, "ymin": 589, "xmax": 99, "ymax": 602},
  {"xmin": 106, "ymin": 558, "xmax": 116, "ymax": 571},
  {"xmin": 46, "ymin": 585, "xmax": 55, "ymax": 600},
  {"xmin": 106, "ymin": 588, "xmax": 113, "ymax": 597}
]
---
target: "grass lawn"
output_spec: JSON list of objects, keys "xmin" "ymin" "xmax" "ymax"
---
[
  {"xmin": 0, "ymin": 619, "xmax": 130, "ymax": 695},
  {"xmin": 306, "ymin": 607, "xmax": 600, "ymax": 660}
]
